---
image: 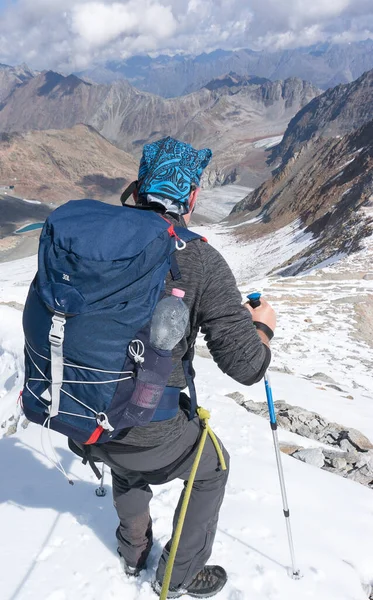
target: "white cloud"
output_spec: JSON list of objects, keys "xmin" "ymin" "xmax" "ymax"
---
[
  {"xmin": 71, "ymin": 1, "xmax": 176, "ymax": 49},
  {"xmin": 0, "ymin": 0, "xmax": 372, "ymax": 70}
]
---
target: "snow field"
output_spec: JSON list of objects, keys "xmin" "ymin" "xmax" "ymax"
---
[
  {"xmin": 1, "ymin": 362, "xmax": 373, "ymax": 600},
  {"xmin": 0, "ymin": 203, "xmax": 373, "ymax": 599}
]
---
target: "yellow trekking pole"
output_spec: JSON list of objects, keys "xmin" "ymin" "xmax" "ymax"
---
[{"xmin": 160, "ymin": 407, "xmax": 227, "ymax": 600}]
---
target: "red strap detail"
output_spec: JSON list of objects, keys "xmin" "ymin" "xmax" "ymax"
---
[
  {"xmin": 201, "ymin": 236, "xmax": 208, "ymax": 243},
  {"xmin": 158, "ymin": 215, "xmax": 177, "ymax": 238},
  {"xmin": 84, "ymin": 426, "xmax": 104, "ymax": 445},
  {"xmin": 158, "ymin": 214, "xmax": 189, "ymax": 242}
]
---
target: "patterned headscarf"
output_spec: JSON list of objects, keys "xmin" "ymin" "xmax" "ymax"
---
[{"xmin": 137, "ymin": 136, "xmax": 212, "ymax": 214}]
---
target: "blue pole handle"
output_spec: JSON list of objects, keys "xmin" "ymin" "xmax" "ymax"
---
[
  {"xmin": 247, "ymin": 292, "xmax": 261, "ymax": 308},
  {"xmin": 247, "ymin": 292, "xmax": 276, "ymax": 424}
]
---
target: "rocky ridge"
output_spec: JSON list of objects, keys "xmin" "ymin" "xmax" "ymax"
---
[
  {"xmin": 0, "ymin": 63, "xmax": 35, "ymax": 103},
  {"xmin": 231, "ymin": 121, "xmax": 373, "ymax": 273},
  {"xmin": 0, "ymin": 70, "xmax": 319, "ymax": 188},
  {"xmin": 77, "ymin": 40, "xmax": 373, "ymax": 97},
  {"xmin": 228, "ymin": 71, "xmax": 373, "ymax": 273},
  {"xmin": 270, "ymin": 69, "xmax": 373, "ymax": 166},
  {"xmin": 203, "ymin": 72, "xmax": 271, "ymax": 91}
]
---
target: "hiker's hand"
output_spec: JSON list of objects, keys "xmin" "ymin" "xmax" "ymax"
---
[{"xmin": 245, "ymin": 298, "xmax": 276, "ymax": 331}]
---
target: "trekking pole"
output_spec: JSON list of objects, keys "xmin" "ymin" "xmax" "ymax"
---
[
  {"xmin": 95, "ymin": 463, "xmax": 107, "ymax": 497},
  {"xmin": 247, "ymin": 292, "xmax": 301, "ymax": 580}
]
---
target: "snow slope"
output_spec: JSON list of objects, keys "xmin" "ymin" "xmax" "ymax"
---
[
  {"xmin": 1, "ymin": 221, "xmax": 373, "ymax": 600},
  {"xmin": 195, "ymin": 221, "xmax": 373, "ymax": 398},
  {"xmin": 253, "ymin": 136, "xmax": 283, "ymax": 150}
]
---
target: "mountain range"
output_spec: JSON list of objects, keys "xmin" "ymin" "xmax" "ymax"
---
[
  {"xmin": 76, "ymin": 41, "xmax": 373, "ymax": 98},
  {"xmin": 0, "ymin": 70, "xmax": 319, "ymax": 188},
  {"xmin": 1, "ymin": 56, "xmax": 373, "ymax": 274}
]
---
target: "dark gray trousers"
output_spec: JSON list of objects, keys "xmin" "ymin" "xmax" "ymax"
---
[{"xmin": 92, "ymin": 416, "xmax": 230, "ymax": 588}]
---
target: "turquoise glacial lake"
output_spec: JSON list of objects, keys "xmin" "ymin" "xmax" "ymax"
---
[{"xmin": 16, "ymin": 222, "xmax": 44, "ymax": 233}]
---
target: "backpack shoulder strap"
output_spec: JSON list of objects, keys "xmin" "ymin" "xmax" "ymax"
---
[
  {"xmin": 174, "ymin": 227, "xmax": 208, "ymax": 244},
  {"xmin": 170, "ymin": 227, "xmax": 207, "ymax": 281},
  {"xmin": 172, "ymin": 226, "xmax": 206, "ymax": 419}
]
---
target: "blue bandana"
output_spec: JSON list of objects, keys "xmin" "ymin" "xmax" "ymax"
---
[{"xmin": 138, "ymin": 137, "xmax": 212, "ymax": 213}]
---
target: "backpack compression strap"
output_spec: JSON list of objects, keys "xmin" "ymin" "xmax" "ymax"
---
[{"xmin": 48, "ymin": 313, "xmax": 66, "ymax": 417}]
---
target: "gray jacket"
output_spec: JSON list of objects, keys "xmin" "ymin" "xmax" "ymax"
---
[{"xmin": 111, "ymin": 211, "xmax": 270, "ymax": 448}]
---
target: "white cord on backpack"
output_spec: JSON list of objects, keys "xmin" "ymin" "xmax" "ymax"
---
[
  {"xmin": 41, "ymin": 416, "xmax": 74, "ymax": 485},
  {"xmin": 128, "ymin": 339, "xmax": 145, "ymax": 364},
  {"xmin": 25, "ymin": 338, "xmax": 133, "ymax": 375}
]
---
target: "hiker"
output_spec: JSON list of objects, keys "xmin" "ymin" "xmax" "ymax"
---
[
  {"xmin": 22, "ymin": 136, "xmax": 275, "ymax": 599},
  {"xmin": 95, "ymin": 137, "xmax": 275, "ymax": 597}
]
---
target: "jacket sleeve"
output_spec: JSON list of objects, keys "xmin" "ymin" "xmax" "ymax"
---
[{"xmin": 197, "ymin": 243, "xmax": 271, "ymax": 386}]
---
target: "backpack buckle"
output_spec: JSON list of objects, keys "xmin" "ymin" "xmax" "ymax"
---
[
  {"xmin": 49, "ymin": 314, "xmax": 66, "ymax": 346},
  {"xmin": 97, "ymin": 412, "xmax": 115, "ymax": 432}
]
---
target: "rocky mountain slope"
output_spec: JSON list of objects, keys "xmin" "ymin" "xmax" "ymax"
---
[
  {"xmin": 270, "ymin": 69, "xmax": 373, "ymax": 166},
  {"xmin": 0, "ymin": 71, "xmax": 319, "ymax": 187},
  {"xmin": 0, "ymin": 63, "xmax": 35, "ymax": 103},
  {"xmin": 0, "ymin": 124, "xmax": 137, "ymax": 203},
  {"xmin": 77, "ymin": 40, "xmax": 373, "ymax": 97},
  {"xmin": 229, "ymin": 119, "xmax": 373, "ymax": 274},
  {"xmin": 227, "ymin": 68, "xmax": 373, "ymax": 273}
]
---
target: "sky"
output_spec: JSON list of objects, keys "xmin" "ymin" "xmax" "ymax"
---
[{"xmin": 0, "ymin": 0, "xmax": 373, "ymax": 71}]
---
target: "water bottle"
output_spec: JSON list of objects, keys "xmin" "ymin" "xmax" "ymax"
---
[
  {"xmin": 123, "ymin": 289, "xmax": 188, "ymax": 427},
  {"xmin": 150, "ymin": 288, "xmax": 189, "ymax": 351}
]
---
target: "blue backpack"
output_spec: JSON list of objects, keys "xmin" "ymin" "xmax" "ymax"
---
[{"xmin": 22, "ymin": 200, "xmax": 201, "ymax": 445}]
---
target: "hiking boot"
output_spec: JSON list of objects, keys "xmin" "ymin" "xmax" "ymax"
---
[
  {"xmin": 153, "ymin": 565, "xmax": 227, "ymax": 598},
  {"xmin": 117, "ymin": 548, "xmax": 145, "ymax": 578}
]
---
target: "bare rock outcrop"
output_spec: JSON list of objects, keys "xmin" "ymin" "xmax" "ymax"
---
[{"xmin": 241, "ymin": 399, "xmax": 373, "ymax": 488}]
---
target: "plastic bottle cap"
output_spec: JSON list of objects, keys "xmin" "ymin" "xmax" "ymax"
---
[{"xmin": 171, "ymin": 288, "xmax": 185, "ymax": 298}]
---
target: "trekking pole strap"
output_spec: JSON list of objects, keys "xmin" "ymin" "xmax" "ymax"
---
[
  {"xmin": 198, "ymin": 407, "xmax": 227, "ymax": 471},
  {"xmin": 160, "ymin": 407, "xmax": 226, "ymax": 600}
]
